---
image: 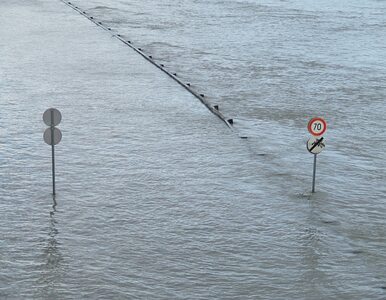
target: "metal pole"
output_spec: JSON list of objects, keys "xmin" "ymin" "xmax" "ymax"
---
[
  {"xmin": 50, "ymin": 110, "xmax": 56, "ymax": 195},
  {"xmin": 52, "ymin": 143, "xmax": 55, "ymax": 195},
  {"xmin": 312, "ymin": 154, "xmax": 317, "ymax": 193}
]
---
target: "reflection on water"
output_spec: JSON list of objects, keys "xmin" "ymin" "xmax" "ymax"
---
[
  {"xmin": 45, "ymin": 197, "xmax": 61, "ymax": 270},
  {"xmin": 36, "ymin": 196, "xmax": 64, "ymax": 299}
]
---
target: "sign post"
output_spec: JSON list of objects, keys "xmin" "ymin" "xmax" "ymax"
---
[
  {"xmin": 43, "ymin": 108, "xmax": 62, "ymax": 195},
  {"xmin": 312, "ymin": 153, "xmax": 317, "ymax": 193},
  {"xmin": 307, "ymin": 117, "xmax": 327, "ymax": 193}
]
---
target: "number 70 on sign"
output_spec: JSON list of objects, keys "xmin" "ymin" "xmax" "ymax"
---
[{"xmin": 308, "ymin": 117, "xmax": 327, "ymax": 137}]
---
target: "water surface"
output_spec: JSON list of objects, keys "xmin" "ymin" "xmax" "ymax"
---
[{"xmin": 1, "ymin": 0, "xmax": 385, "ymax": 299}]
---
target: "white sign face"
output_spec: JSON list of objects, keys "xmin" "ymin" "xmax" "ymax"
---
[
  {"xmin": 308, "ymin": 117, "xmax": 327, "ymax": 137},
  {"xmin": 44, "ymin": 128, "xmax": 62, "ymax": 145},
  {"xmin": 43, "ymin": 108, "xmax": 62, "ymax": 127},
  {"xmin": 307, "ymin": 136, "xmax": 326, "ymax": 154}
]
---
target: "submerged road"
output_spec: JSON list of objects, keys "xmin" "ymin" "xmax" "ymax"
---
[
  {"xmin": 1, "ymin": 1, "xmax": 386, "ymax": 299},
  {"xmin": 0, "ymin": 1, "xmax": 266, "ymax": 298}
]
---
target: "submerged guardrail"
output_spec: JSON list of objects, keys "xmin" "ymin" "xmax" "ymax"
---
[{"xmin": 60, "ymin": 1, "xmax": 234, "ymax": 129}]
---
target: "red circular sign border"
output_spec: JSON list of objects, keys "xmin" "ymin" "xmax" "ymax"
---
[{"xmin": 308, "ymin": 117, "xmax": 327, "ymax": 136}]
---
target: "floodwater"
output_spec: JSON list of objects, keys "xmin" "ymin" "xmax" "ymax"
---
[{"xmin": 1, "ymin": 0, "xmax": 386, "ymax": 299}]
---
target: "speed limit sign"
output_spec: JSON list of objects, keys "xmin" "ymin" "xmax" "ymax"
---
[{"xmin": 308, "ymin": 117, "xmax": 327, "ymax": 136}]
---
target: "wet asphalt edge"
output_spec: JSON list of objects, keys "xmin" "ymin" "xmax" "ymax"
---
[{"xmin": 60, "ymin": 1, "xmax": 234, "ymax": 130}]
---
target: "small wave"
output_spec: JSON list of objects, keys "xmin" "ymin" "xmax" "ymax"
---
[{"xmin": 91, "ymin": 5, "xmax": 118, "ymax": 11}]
